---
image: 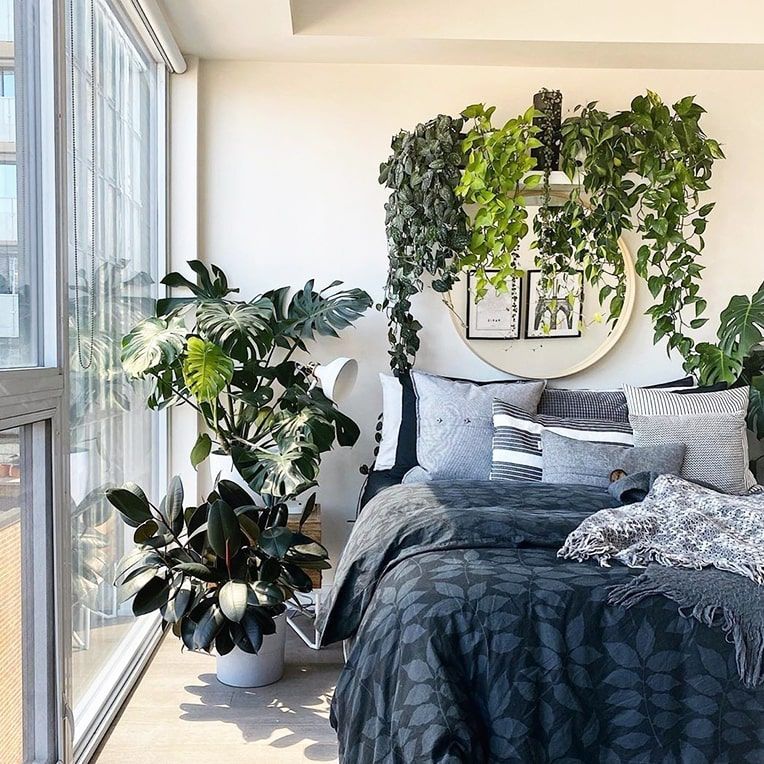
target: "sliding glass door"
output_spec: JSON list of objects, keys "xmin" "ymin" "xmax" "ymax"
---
[{"xmin": 66, "ymin": 0, "xmax": 167, "ymax": 752}]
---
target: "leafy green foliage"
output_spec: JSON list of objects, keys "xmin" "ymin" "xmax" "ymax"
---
[
  {"xmin": 120, "ymin": 260, "xmax": 371, "ymax": 501},
  {"xmin": 182, "ymin": 337, "xmax": 235, "ymax": 402},
  {"xmin": 696, "ymin": 283, "xmax": 764, "ymax": 436},
  {"xmin": 106, "ymin": 476, "xmax": 329, "ymax": 654},
  {"xmin": 121, "ymin": 316, "xmax": 187, "ymax": 378},
  {"xmin": 554, "ymin": 92, "xmax": 722, "ymax": 365},
  {"xmin": 378, "ymin": 114, "xmax": 470, "ymax": 373},
  {"xmin": 455, "ymin": 103, "xmax": 541, "ymax": 300}
]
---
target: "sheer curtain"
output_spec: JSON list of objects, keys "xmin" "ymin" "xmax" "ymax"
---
[{"xmin": 67, "ymin": 0, "xmax": 165, "ymax": 729}]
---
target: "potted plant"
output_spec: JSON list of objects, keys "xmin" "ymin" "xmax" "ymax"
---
[
  {"xmin": 120, "ymin": 260, "xmax": 371, "ymax": 499},
  {"xmin": 106, "ymin": 476, "xmax": 329, "ymax": 686},
  {"xmin": 113, "ymin": 261, "xmax": 370, "ymax": 684}
]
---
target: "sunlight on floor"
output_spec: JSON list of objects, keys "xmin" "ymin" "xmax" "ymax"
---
[{"xmin": 94, "ymin": 630, "xmax": 343, "ymax": 763}]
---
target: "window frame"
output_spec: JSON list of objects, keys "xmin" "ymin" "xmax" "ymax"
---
[{"xmin": 0, "ymin": 0, "xmax": 170, "ymax": 760}]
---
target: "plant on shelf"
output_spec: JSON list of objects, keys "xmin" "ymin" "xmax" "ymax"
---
[
  {"xmin": 120, "ymin": 260, "xmax": 372, "ymax": 501},
  {"xmin": 378, "ymin": 114, "xmax": 470, "ymax": 374},
  {"xmin": 106, "ymin": 475, "xmax": 328, "ymax": 656},
  {"xmin": 455, "ymin": 103, "xmax": 541, "ymax": 301},
  {"xmin": 553, "ymin": 91, "xmax": 723, "ymax": 368},
  {"xmin": 378, "ymin": 90, "xmax": 730, "ymax": 383}
]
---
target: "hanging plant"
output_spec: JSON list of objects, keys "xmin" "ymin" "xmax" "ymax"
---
[
  {"xmin": 378, "ymin": 114, "xmax": 470, "ymax": 373},
  {"xmin": 455, "ymin": 103, "xmax": 542, "ymax": 301},
  {"xmin": 377, "ymin": 91, "xmax": 753, "ymax": 402},
  {"xmin": 552, "ymin": 92, "xmax": 723, "ymax": 369}
]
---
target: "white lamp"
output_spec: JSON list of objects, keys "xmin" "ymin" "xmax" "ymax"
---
[{"xmin": 312, "ymin": 357, "xmax": 358, "ymax": 402}]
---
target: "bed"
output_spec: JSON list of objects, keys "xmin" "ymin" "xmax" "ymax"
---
[{"xmin": 317, "ymin": 481, "xmax": 764, "ymax": 764}]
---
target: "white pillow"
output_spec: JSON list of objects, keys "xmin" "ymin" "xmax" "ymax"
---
[{"xmin": 375, "ymin": 373, "xmax": 402, "ymax": 470}]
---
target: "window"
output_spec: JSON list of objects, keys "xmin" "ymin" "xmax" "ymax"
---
[
  {"xmin": 0, "ymin": 0, "xmax": 61, "ymax": 758},
  {"xmin": 66, "ymin": 0, "xmax": 167, "ymax": 752},
  {"xmin": 0, "ymin": 421, "xmax": 57, "ymax": 763}
]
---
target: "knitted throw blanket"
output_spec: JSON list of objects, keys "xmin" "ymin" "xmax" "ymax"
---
[{"xmin": 559, "ymin": 473, "xmax": 764, "ymax": 686}]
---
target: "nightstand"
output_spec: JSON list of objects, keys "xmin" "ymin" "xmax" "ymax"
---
[{"xmin": 287, "ymin": 504, "xmax": 322, "ymax": 588}]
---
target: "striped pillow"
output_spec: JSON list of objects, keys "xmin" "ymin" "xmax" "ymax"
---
[
  {"xmin": 491, "ymin": 400, "xmax": 634, "ymax": 482},
  {"xmin": 623, "ymin": 384, "xmax": 757, "ymax": 494}
]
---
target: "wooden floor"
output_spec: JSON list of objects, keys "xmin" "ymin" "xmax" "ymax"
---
[{"xmin": 94, "ymin": 628, "xmax": 344, "ymax": 763}]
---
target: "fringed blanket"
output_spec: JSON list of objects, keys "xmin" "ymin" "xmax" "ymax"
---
[{"xmin": 559, "ymin": 473, "xmax": 764, "ymax": 686}]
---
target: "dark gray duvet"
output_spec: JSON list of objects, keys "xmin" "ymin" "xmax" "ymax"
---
[{"xmin": 317, "ymin": 481, "xmax": 764, "ymax": 764}]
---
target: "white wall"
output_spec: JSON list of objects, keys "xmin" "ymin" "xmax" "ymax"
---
[{"xmin": 193, "ymin": 60, "xmax": 764, "ymax": 574}]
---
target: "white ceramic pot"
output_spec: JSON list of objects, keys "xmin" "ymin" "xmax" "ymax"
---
[{"xmin": 216, "ymin": 613, "xmax": 287, "ymax": 687}]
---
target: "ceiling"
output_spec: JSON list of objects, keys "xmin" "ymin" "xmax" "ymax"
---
[{"xmin": 158, "ymin": 0, "xmax": 764, "ymax": 69}]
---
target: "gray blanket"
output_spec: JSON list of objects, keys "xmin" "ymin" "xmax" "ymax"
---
[{"xmin": 560, "ymin": 473, "xmax": 764, "ymax": 686}]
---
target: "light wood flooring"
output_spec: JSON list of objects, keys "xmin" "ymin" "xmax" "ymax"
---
[{"xmin": 93, "ymin": 628, "xmax": 344, "ymax": 763}]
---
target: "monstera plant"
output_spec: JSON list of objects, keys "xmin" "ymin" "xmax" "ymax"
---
[
  {"xmin": 106, "ymin": 475, "xmax": 328, "ymax": 654},
  {"xmin": 120, "ymin": 260, "xmax": 372, "ymax": 501}
]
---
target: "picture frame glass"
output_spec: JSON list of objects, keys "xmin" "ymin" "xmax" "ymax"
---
[
  {"xmin": 467, "ymin": 271, "xmax": 522, "ymax": 339},
  {"xmin": 525, "ymin": 270, "xmax": 583, "ymax": 339}
]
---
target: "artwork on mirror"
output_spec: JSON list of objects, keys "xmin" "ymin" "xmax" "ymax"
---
[
  {"xmin": 466, "ymin": 270, "xmax": 522, "ymax": 340},
  {"xmin": 525, "ymin": 269, "xmax": 583, "ymax": 339}
]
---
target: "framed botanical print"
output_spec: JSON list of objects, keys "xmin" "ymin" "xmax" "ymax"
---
[
  {"xmin": 466, "ymin": 270, "xmax": 522, "ymax": 340},
  {"xmin": 525, "ymin": 269, "xmax": 584, "ymax": 339}
]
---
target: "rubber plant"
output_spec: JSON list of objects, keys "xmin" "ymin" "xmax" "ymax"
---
[
  {"xmin": 106, "ymin": 476, "xmax": 328, "ymax": 655},
  {"xmin": 120, "ymin": 260, "xmax": 372, "ymax": 501}
]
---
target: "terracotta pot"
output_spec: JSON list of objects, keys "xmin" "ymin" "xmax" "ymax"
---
[{"xmin": 0, "ymin": 464, "xmax": 10, "ymax": 477}]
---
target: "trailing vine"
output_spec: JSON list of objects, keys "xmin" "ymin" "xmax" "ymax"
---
[
  {"xmin": 555, "ymin": 92, "xmax": 723, "ymax": 371},
  {"xmin": 378, "ymin": 91, "xmax": 735, "ymax": 386},
  {"xmin": 378, "ymin": 115, "xmax": 470, "ymax": 373},
  {"xmin": 455, "ymin": 103, "xmax": 541, "ymax": 301}
]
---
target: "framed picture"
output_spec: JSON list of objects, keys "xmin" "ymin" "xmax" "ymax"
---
[
  {"xmin": 466, "ymin": 270, "xmax": 522, "ymax": 340},
  {"xmin": 525, "ymin": 269, "xmax": 584, "ymax": 339}
]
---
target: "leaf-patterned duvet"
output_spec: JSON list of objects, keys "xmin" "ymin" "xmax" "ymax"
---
[{"xmin": 316, "ymin": 481, "xmax": 764, "ymax": 764}]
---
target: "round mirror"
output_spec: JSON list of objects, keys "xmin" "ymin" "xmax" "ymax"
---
[{"xmin": 446, "ymin": 195, "xmax": 636, "ymax": 380}]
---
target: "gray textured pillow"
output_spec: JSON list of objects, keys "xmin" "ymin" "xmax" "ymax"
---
[
  {"xmin": 623, "ymin": 385, "xmax": 756, "ymax": 494},
  {"xmin": 412, "ymin": 370, "xmax": 545, "ymax": 481},
  {"xmin": 541, "ymin": 430, "xmax": 686, "ymax": 488}
]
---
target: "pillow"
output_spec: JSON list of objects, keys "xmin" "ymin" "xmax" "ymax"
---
[
  {"xmin": 623, "ymin": 385, "xmax": 757, "ymax": 494},
  {"xmin": 538, "ymin": 389, "xmax": 629, "ymax": 422},
  {"xmin": 375, "ymin": 373, "xmax": 403, "ymax": 470},
  {"xmin": 491, "ymin": 400, "xmax": 634, "ymax": 482},
  {"xmin": 538, "ymin": 376, "xmax": 695, "ymax": 423},
  {"xmin": 541, "ymin": 430, "xmax": 686, "ymax": 488},
  {"xmin": 412, "ymin": 370, "xmax": 546, "ymax": 480}
]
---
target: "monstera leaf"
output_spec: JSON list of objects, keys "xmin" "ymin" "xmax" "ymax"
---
[
  {"xmin": 121, "ymin": 317, "xmax": 186, "ymax": 378},
  {"xmin": 182, "ymin": 337, "xmax": 234, "ymax": 402},
  {"xmin": 196, "ymin": 298, "xmax": 274, "ymax": 359},
  {"xmin": 233, "ymin": 439, "xmax": 320, "ymax": 499},
  {"xmin": 696, "ymin": 342, "xmax": 742, "ymax": 386},
  {"xmin": 716, "ymin": 282, "xmax": 764, "ymax": 356},
  {"xmin": 748, "ymin": 376, "xmax": 764, "ymax": 440},
  {"xmin": 282, "ymin": 280, "xmax": 372, "ymax": 341}
]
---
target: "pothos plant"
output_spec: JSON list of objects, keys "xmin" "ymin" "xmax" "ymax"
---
[
  {"xmin": 378, "ymin": 92, "xmax": 763, "ymax": 401},
  {"xmin": 106, "ymin": 475, "xmax": 329, "ymax": 654},
  {"xmin": 378, "ymin": 115, "xmax": 470, "ymax": 373},
  {"xmin": 120, "ymin": 260, "xmax": 372, "ymax": 501}
]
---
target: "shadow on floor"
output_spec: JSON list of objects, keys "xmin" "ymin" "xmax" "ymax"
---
[{"xmin": 178, "ymin": 651, "xmax": 343, "ymax": 762}]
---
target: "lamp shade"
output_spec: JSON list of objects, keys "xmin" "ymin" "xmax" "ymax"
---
[{"xmin": 314, "ymin": 357, "xmax": 358, "ymax": 402}]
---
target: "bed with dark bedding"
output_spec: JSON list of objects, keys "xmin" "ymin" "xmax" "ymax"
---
[{"xmin": 317, "ymin": 481, "xmax": 764, "ymax": 764}]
